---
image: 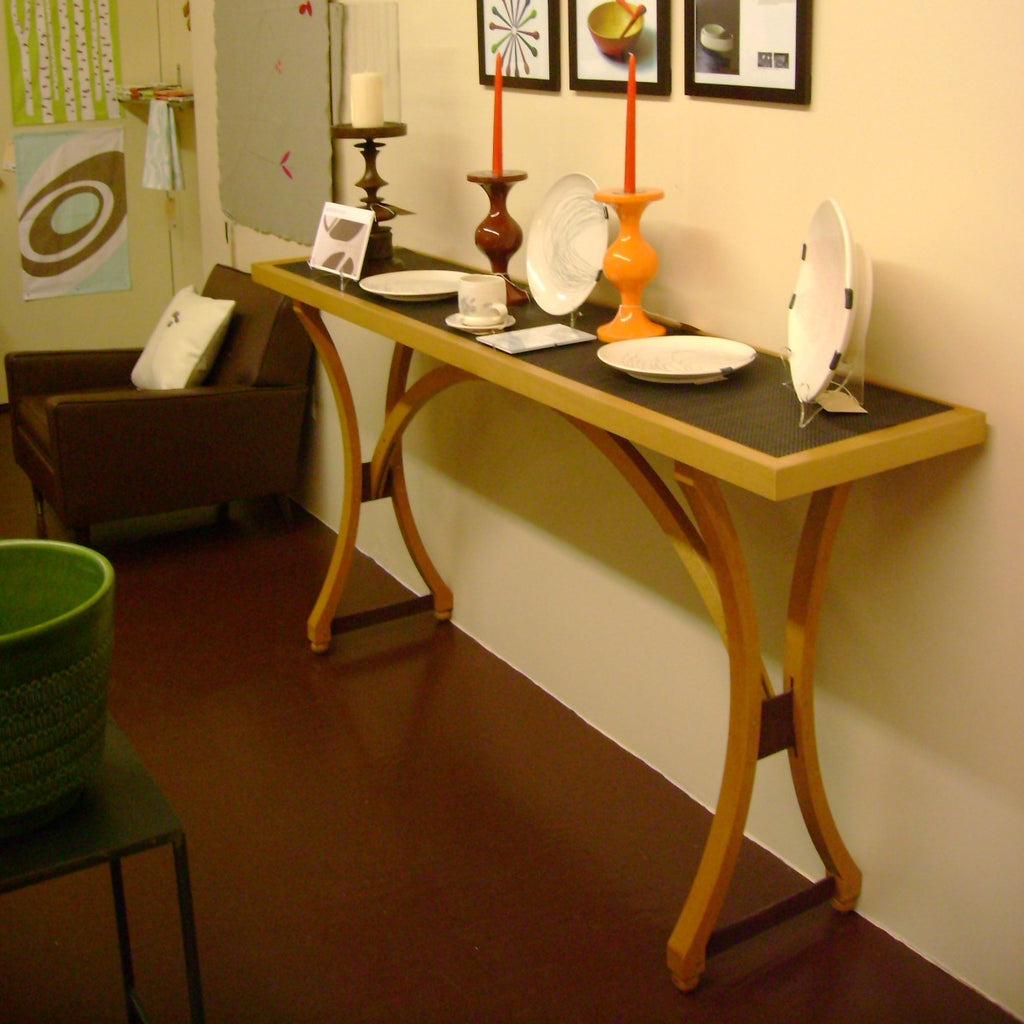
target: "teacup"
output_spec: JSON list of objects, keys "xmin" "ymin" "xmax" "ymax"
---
[{"xmin": 458, "ymin": 274, "xmax": 508, "ymax": 327}]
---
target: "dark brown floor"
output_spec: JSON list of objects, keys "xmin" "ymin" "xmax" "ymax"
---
[{"xmin": 0, "ymin": 408, "xmax": 1016, "ymax": 1023}]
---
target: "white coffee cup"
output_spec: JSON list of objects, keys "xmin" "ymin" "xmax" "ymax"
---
[{"xmin": 458, "ymin": 274, "xmax": 508, "ymax": 327}]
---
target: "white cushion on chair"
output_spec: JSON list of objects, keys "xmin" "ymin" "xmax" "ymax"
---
[{"xmin": 131, "ymin": 286, "xmax": 235, "ymax": 390}]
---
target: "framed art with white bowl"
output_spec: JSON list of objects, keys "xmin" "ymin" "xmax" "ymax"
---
[{"xmin": 684, "ymin": 0, "xmax": 812, "ymax": 105}]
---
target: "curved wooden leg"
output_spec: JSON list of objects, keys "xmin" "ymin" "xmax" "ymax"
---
[
  {"xmin": 293, "ymin": 302, "xmax": 363, "ymax": 653},
  {"xmin": 564, "ymin": 421, "xmax": 726, "ymax": 636},
  {"xmin": 564, "ymin": 422, "xmax": 775, "ymax": 699},
  {"xmin": 553, "ymin": 429, "xmax": 857, "ymax": 985},
  {"xmin": 369, "ymin": 364, "xmax": 477, "ymax": 498},
  {"xmin": 785, "ymin": 484, "xmax": 862, "ymax": 910},
  {"xmin": 370, "ymin": 363, "xmax": 478, "ymax": 620},
  {"xmin": 666, "ymin": 464, "xmax": 766, "ymax": 991}
]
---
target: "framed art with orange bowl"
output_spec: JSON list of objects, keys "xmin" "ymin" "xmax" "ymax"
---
[{"xmin": 568, "ymin": 0, "xmax": 671, "ymax": 95}]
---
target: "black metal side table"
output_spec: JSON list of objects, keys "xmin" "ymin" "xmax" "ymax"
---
[{"xmin": 1, "ymin": 717, "xmax": 204, "ymax": 1023}]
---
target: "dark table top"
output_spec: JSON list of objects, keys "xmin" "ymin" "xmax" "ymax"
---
[
  {"xmin": 289, "ymin": 253, "xmax": 952, "ymax": 460},
  {"xmin": 1, "ymin": 718, "xmax": 181, "ymax": 891}
]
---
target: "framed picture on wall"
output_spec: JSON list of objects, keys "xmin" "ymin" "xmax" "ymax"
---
[
  {"xmin": 477, "ymin": 0, "xmax": 561, "ymax": 92},
  {"xmin": 568, "ymin": 0, "xmax": 671, "ymax": 95},
  {"xmin": 684, "ymin": 0, "xmax": 812, "ymax": 104}
]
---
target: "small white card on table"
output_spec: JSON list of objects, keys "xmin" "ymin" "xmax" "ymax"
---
[{"xmin": 477, "ymin": 324, "xmax": 595, "ymax": 355}]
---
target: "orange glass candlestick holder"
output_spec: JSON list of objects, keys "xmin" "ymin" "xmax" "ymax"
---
[
  {"xmin": 593, "ymin": 187, "xmax": 665, "ymax": 342},
  {"xmin": 467, "ymin": 170, "xmax": 530, "ymax": 306}
]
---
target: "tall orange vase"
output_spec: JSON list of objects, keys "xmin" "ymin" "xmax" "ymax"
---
[{"xmin": 593, "ymin": 187, "xmax": 665, "ymax": 342}]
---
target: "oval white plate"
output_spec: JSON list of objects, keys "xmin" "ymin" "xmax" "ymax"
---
[
  {"xmin": 445, "ymin": 312, "xmax": 516, "ymax": 334},
  {"xmin": 598, "ymin": 336, "xmax": 757, "ymax": 383},
  {"xmin": 359, "ymin": 270, "xmax": 465, "ymax": 301},
  {"xmin": 526, "ymin": 173, "xmax": 609, "ymax": 316},
  {"xmin": 787, "ymin": 199, "xmax": 857, "ymax": 404}
]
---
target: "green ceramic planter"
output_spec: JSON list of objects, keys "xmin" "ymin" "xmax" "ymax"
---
[{"xmin": 0, "ymin": 540, "xmax": 114, "ymax": 838}]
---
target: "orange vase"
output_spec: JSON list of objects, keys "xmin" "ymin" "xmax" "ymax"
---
[{"xmin": 593, "ymin": 187, "xmax": 665, "ymax": 342}]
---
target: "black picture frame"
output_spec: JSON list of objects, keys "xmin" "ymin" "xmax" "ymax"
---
[
  {"xmin": 684, "ymin": 0, "xmax": 811, "ymax": 104},
  {"xmin": 568, "ymin": 0, "xmax": 671, "ymax": 96},
  {"xmin": 478, "ymin": 0, "xmax": 561, "ymax": 92}
]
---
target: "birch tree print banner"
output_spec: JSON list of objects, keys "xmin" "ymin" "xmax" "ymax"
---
[{"xmin": 5, "ymin": 0, "xmax": 122, "ymax": 125}]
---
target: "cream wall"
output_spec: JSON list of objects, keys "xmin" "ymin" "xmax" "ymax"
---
[
  {"xmin": 188, "ymin": 0, "xmax": 1024, "ymax": 1014},
  {"xmin": 0, "ymin": 1, "xmax": 202, "ymax": 406}
]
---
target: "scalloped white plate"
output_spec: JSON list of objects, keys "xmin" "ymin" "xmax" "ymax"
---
[
  {"xmin": 597, "ymin": 335, "xmax": 756, "ymax": 383},
  {"xmin": 359, "ymin": 270, "xmax": 464, "ymax": 301}
]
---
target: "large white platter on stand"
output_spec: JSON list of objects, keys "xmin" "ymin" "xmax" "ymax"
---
[
  {"xmin": 526, "ymin": 173, "xmax": 609, "ymax": 316},
  {"xmin": 787, "ymin": 199, "xmax": 860, "ymax": 405}
]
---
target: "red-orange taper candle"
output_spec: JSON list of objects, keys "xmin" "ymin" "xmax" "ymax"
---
[
  {"xmin": 624, "ymin": 52, "xmax": 636, "ymax": 192},
  {"xmin": 492, "ymin": 52, "xmax": 503, "ymax": 175}
]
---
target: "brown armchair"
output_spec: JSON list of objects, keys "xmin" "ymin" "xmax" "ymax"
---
[{"xmin": 4, "ymin": 265, "xmax": 313, "ymax": 544}]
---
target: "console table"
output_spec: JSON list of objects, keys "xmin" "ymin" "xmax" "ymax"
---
[{"xmin": 252, "ymin": 251, "xmax": 985, "ymax": 991}]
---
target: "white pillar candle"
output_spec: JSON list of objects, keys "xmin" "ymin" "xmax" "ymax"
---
[{"xmin": 350, "ymin": 72, "xmax": 384, "ymax": 128}]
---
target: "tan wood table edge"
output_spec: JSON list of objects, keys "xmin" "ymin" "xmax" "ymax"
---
[
  {"xmin": 254, "ymin": 257, "xmax": 985, "ymax": 501},
  {"xmin": 252, "ymin": 254, "xmax": 986, "ymax": 991}
]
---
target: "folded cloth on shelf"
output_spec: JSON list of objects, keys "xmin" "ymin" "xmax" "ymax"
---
[{"xmin": 142, "ymin": 99, "xmax": 184, "ymax": 190}]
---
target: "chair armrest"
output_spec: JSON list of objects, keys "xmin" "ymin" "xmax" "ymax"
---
[
  {"xmin": 45, "ymin": 384, "xmax": 310, "ymax": 525},
  {"xmin": 5, "ymin": 350, "xmax": 142, "ymax": 400}
]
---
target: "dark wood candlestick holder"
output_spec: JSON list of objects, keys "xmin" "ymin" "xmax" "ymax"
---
[
  {"xmin": 466, "ymin": 170, "xmax": 529, "ymax": 306},
  {"xmin": 332, "ymin": 122, "xmax": 409, "ymax": 272}
]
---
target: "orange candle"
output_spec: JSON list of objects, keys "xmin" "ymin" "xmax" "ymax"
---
[
  {"xmin": 492, "ymin": 52, "xmax": 503, "ymax": 176},
  {"xmin": 624, "ymin": 52, "xmax": 636, "ymax": 193}
]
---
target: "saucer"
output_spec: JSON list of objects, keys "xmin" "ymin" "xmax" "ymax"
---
[{"xmin": 445, "ymin": 313, "xmax": 515, "ymax": 334}]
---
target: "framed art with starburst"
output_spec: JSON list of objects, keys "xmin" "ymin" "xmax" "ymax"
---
[{"xmin": 477, "ymin": 0, "xmax": 561, "ymax": 92}]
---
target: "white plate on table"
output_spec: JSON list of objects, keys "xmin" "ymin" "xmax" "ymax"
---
[
  {"xmin": 359, "ymin": 269, "xmax": 465, "ymax": 301},
  {"xmin": 445, "ymin": 312, "xmax": 516, "ymax": 334},
  {"xmin": 526, "ymin": 172, "xmax": 609, "ymax": 316},
  {"xmin": 787, "ymin": 198, "xmax": 863, "ymax": 404},
  {"xmin": 597, "ymin": 335, "xmax": 757, "ymax": 383}
]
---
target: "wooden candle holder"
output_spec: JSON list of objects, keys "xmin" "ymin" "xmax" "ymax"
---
[{"xmin": 466, "ymin": 170, "xmax": 530, "ymax": 307}]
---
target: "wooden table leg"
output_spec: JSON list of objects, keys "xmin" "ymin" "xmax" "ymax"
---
[
  {"xmin": 785, "ymin": 484, "xmax": 862, "ymax": 910},
  {"xmin": 293, "ymin": 308, "xmax": 459, "ymax": 650},
  {"xmin": 369, "ymin": 361, "xmax": 475, "ymax": 620},
  {"xmin": 667, "ymin": 464, "xmax": 766, "ymax": 991},
  {"xmin": 293, "ymin": 302, "xmax": 364, "ymax": 653},
  {"xmin": 414, "ymin": 419, "xmax": 856, "ymax": 989},
  {"xmin": 663, "ymin": 468, "xmax": 861, "ymax": 989}
]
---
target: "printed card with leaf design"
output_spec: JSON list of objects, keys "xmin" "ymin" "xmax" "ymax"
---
[{"xmin": 309, "ymin": 202, "xmax": 376, "ymax": 281}]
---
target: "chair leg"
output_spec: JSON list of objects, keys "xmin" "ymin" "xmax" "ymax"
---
[
  {"xmin": 109, "ymin": 857, "xmax": 147, "ymax": 1024},
  {"xmin": 32, "ymin": 488, "xmax": 47, "ymax": 538},
  {"xmin": 275, "ymin": 494, "xmax": 294, "ymax": 525},
  {"xmin": 172, "ymin": 834, "xmax": 206, "ymax": 1023}
]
